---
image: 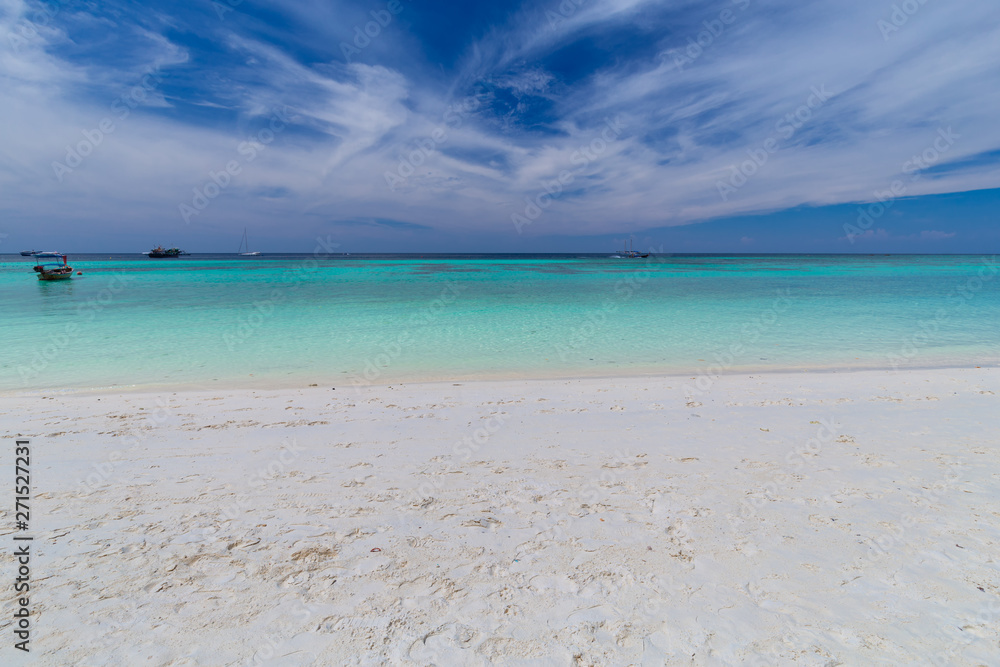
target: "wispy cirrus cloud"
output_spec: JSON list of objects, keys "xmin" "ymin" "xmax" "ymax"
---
[{"xmin": 0, "ymin": 0, "xmax": 998, "ymax": 251}]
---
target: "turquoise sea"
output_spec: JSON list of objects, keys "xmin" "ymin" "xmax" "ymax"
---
[{"xmin": 1, "ymin": 254, "xmax": 998, "ymax": 393}]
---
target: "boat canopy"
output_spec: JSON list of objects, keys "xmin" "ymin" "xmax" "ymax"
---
[{"xmin": 33, "ymin": 253, "xmax": 68, "ymax": 266}]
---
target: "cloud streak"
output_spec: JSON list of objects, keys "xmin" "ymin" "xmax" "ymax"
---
[{"xmin": 1, "ymin": 0, "xmax": 998, "ymax": 250}]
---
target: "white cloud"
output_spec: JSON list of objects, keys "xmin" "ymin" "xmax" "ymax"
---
[
  {"xmin": 918, "ymin": 230, "xmax": 956, "ymax": 241},
  {"xmin": 1, "ymin": 0, "xmax": 998, "ymax": 246},
  {"xmin": 851, "ymin": 228, "xmax": 890, "ymax": 241}
]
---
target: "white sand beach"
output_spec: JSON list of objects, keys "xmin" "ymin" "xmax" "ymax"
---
[{"xmin": 3, "ymin": 367, "xmax": 999, "ymax": 665}]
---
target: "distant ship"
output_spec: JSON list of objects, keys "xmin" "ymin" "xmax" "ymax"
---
[
  {"xmin": 615, "ymin": 239, "xmax": 649, "ymax": 259},
  {"xmin": 237, "ymin": 228, "xmax": 261, "ymax": 256},
  {"xmin": 146, "ymin": 246, "xmax": 186, "ymax": 258}
]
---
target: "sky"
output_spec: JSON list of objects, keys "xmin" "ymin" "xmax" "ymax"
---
[{"xmin": 1, "ymin": 0, "xmax": 999, "ymax": 253}]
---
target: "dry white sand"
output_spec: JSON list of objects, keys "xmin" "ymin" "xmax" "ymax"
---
[{"xmin": 2, "ymin": 368, "xmax": 999, "ymax": 666}]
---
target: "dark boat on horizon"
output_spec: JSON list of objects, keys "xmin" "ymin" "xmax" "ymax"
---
[
  {"xmin": 614, "ymin": 239, "xmax": 649, "ymax": 259},
  {"xmin": 146, "ymin": 246, "xmax": 186, "ymax": 258}
]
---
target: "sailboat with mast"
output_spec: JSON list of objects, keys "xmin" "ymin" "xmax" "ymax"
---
[
  {"xmin": 238, "ymin": 228, "xmax": 261, "ymax": 256},
  {"xmin": 615, "ymin": 238, "xmax": 649, "ymax": 259}
]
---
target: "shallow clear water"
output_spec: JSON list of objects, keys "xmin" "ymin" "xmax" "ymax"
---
[{"xmin": 2, "ymin": 254, "xmax": 998, "ymax": 392}]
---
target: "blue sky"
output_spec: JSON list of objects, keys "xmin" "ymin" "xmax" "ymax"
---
[{"xmin": 1, "ymin": 0, "xmax": 998, "ymax": 252}]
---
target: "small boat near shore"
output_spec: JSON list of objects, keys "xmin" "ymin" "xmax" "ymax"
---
[
  {"xmin": 32, "ymin": 252, "xmax": 74, "ymax": 280},
  {"xmin": 20, "ymin": 250, "xmax": 36, "ymax": 256}
]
